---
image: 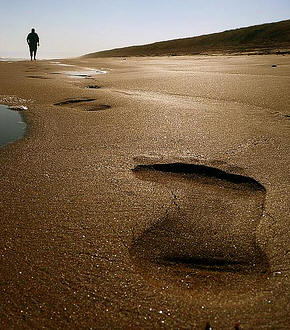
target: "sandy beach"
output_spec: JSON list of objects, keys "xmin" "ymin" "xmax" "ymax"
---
[{"xmin": 0, "ymin": 55, "xmax": 289, "ymax": 329}]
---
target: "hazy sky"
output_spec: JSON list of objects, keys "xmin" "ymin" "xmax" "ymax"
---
[{"xmin": 0, "ymin": 0, "xmax": 289, "ymax": 58}]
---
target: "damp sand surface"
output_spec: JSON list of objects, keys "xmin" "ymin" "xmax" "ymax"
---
[{"xmin": 0, "ymin": 55, "xmax": 289, "ymax": 329}]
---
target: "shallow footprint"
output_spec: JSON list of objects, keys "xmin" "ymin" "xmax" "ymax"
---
[
  {"xmin": 54, "ymin": 98, "xmax": 96, "ymax": 106},
  {"xmin": 130, "ymin": 161, "xmax": 269, "ymax": 289},
  {"xmin": 85, "ymin": 104, "xmax": 111, "ymax": 111},
  {"xmin": 27, "ymin": 75, "xmax": 50, "ymax": 79},
  {"xmin": 86, "ymin": 85, "xmax": 101, "ymax": 89}
]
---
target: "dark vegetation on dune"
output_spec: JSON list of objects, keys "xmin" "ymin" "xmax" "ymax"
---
[{"xmin": 84, "ymin": 19, "xmax": 290, "ymax": 57}]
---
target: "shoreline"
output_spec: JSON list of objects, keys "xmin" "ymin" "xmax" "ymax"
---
[{"xmin": 0, "ymin": 55, "xmax": 289, "ymax": 329}]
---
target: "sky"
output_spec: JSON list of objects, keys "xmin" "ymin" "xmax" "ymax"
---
[{"xmin": 0, "ymin": 0, "xmax": 289, "ymax": 59}]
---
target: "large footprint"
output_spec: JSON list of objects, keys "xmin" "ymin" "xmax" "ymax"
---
[{"xmin": 130, "ymin": 162, "xmax": 268, "ymax": 280}]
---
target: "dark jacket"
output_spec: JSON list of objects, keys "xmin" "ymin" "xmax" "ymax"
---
[{"xmin": 27, "ymin": 32, "xmax": 39, "ymax": 46}]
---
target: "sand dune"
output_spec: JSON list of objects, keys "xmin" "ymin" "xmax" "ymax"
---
[{"xmin": 84, "ymin": 20, "xmax": 290, "ymax": 57}]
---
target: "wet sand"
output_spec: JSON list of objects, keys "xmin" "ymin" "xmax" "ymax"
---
[{"xmin": 0, "ymin": 55, "xmax": 289, "ymax": 329}]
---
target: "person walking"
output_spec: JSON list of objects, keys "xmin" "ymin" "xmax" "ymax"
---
[{"xmin": 26, "ymin": 28, "xmax": 40, "ymax": 61}]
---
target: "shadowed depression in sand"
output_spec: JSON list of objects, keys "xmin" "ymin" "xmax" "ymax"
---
[
  {"xmin": 130, "ymin": 162, "xmax": 269, "ymax": 292},
  {"xmin": 131, "ymin": 162, "xmax": 267, "ymax": 270}
]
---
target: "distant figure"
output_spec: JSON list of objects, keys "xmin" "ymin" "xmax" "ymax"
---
[{"xmin": 26, "ymin": 28, "xmax": 39, "ymax": 61}]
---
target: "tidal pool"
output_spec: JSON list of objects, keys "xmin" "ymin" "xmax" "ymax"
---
[{"xmin": 0, "ymin": 104, "xmax": 27, "ymax": 148}]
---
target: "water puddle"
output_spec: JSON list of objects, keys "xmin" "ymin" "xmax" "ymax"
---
[
  {"xmin": 49, "ymin": 62, "xmax": 74, "ymax": 67},
  {"xmin": 0, "ymin": 104, "xmax": 27, "ymax": 148},
  {"xmin": 0, "ymin": 57, "xmax": 25, "ymax": 62},
  {"xmin": 62, "ymin": 68, "xmax": 107, "ymax": 78},
  {"xmin": 49, "ymin": 62, "xmax": 107, "ymax": 78}
]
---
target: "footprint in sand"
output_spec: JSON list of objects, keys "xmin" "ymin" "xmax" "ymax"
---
[
  {"xmin": 130, "ymin": 161, "xmax": 269, "ymax": 287},
  {"xmin": 54, "ymin": 98, "xmax": 96, "ymax": 106},
  {"xmin": 27, "ymin": 75, "xmax": 50, "ymax": 79},
  {"xmin": 54, "ymin": 98, "xmax": 111, "ymax": 112},
  {"xmin": 86, "ymin": 85, "xmax": 101, "ymax": 89},
  {"xmin": 85, "ymin": 104, "xmax": 111, "ymax": 111}
]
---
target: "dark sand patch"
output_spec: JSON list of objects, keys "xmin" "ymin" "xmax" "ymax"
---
[
  {"xmin": 130, "ymin": 162, "xmax": 268, "ymax": 289},
  {"xmin": 54, "ymin": 98, "xmax": 96, "ymax": 106},
  {"xmin": 27, "ymin": 75, "xmax": 50, "ymax": 79},
  {"xmin": 85, "ymin": 104, "xmax": 111, "ymax": 111},
  {"xmin": 86, "ymin": 85, "xmax": 101, "ymax": 89},
  {"xmin": 68, "ymin": 73, "xmax": 91, "ymax": 77}
]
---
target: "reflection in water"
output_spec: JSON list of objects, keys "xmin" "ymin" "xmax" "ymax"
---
[
  {"xmin": 62, "ymin": 69, "xmax": 107, "ymax": 78},
  {"xmin": 0, "ymin": 104, "xmax": 27, "ymax": 147},
  {"xmin": 49, "ymin": 62, "xmax": 74, "ymax": 67},
  {"xmin": 49, "ymin": 62, "xmax": 107, "ymax": 78}
]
